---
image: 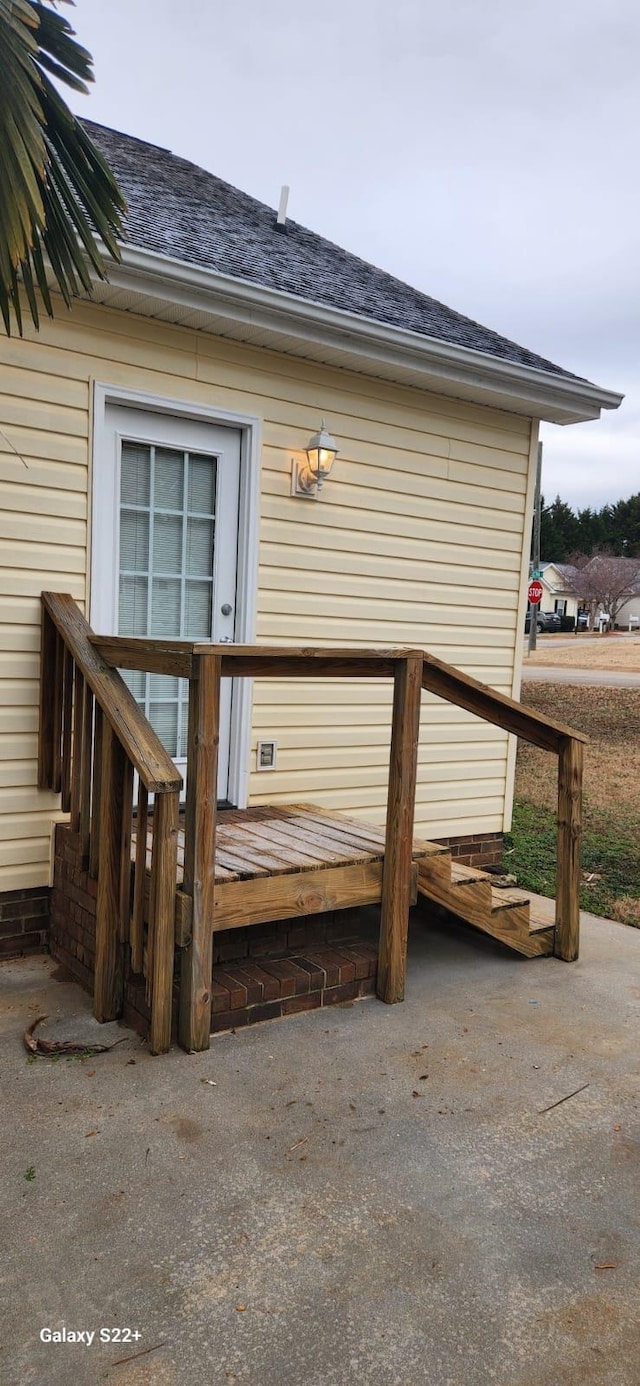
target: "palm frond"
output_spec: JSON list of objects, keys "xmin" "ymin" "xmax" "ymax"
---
[{"xmin": 0, "ymin": 0, "xmax": 127, "ymax": 335}]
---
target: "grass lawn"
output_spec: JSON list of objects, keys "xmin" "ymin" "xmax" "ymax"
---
[{"xmin": 505, "ymin": 682, "xmax": 640, "ymax": 926}]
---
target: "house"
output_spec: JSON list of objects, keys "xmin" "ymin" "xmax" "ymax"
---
[
  {"xmin": 616, "ymin": 585, "xmax": 640, "ymax": 628},
  {"xmin": 0, "ymin": 121, "xmax": 623, "ymax": 952},
  {"xmin": 593, "ymin": 558, "xmax": 640, "ymax": 628},
  {"xmin": 542, "ymin": 556, "xmax": 640, "ymax": 628},
  {"xmin": 539, "ymin": 562, "xmax": 582, "ymax": 623}
]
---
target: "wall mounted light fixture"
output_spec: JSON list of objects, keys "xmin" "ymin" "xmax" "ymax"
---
[{"xmin": 291, "ymin": 419, "xmax": 339, "ymax": 498}]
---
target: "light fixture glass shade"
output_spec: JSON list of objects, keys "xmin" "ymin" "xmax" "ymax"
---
[{"xmin": 306, "ymin": 419, "xmax": 338, "ymax": 488}]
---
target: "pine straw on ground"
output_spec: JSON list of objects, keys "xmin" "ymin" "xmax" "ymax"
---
[
  {"xmin": 506, "ymin": 682, "xmax": 640, "ymax": 925},
  {"xmin": 523, "ymin": 635, "xmax": 640, "ymax": 671}
]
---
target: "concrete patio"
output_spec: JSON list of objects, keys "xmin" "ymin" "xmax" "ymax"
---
[{"xmin": 1, "ymin": 908, "xmax": 639, "ymax": 1386}]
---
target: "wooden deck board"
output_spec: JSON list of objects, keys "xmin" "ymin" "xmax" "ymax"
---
[{"xmin": 131, "ymin": 803, "xmax": 438, "ymax": 890}]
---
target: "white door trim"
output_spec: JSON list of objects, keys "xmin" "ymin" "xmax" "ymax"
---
[{"xmin": 90, "ymin": 382, "xmax": 261, "ymax": 809}]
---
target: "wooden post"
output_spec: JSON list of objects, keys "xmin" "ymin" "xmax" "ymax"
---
[
  {"xmin": 89, "ymin": 706, "xmax": 103, "ymax": 880},
  {"xmin": 179, "ymin": 652, "xmax": 221, "ymax": 1051},
  {"xmin": 70, "ymin": 666, "xmax": 84, "ymax": 832},
  {"xmin": 52, "ymin": 632, "xmax": 63, "ymax": 794},
  {"xmin": 38, "ymin": 607, "xmax": 57, "ymax": 789},
  {"xmin": 118, "ymin": 758, "xmax": 134, "ymax": 942},
  {"xmin": 149, "ymin": 789, "xmax": 180, "ymax": 1055},
  {"xmin": 131, "ymin": 781, "xmax": 148, "ymax": 974},
  {"xmin": 555, "ymin": 735, "xmax": 583, "ymax": 961},
  {"xmin": 378, "ymin": 654, "xmax": 422, "ymax": 1004},
  {"xmin": 94, "ymin": 720, "xmax": 126, "ymax": 1022},
  {"xmin": 79, "ymin": 687, "xmax": 94, "ymax": 865},
  {"xmin": 61, "ymin": 645, "xmax": 74, "ymax": 812}
]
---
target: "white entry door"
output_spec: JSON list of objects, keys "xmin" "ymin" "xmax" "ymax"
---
[{"xmin": 93, "ymin": 404, "xmax": 241, "ymax": 802}]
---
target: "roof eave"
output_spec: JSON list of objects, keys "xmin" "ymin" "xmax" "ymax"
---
[{"xmin": 89, "ymin": 245, "xmax": 624, "ymax": 425}]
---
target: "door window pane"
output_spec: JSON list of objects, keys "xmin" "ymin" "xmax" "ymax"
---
[
  {"xmin": 188, "ymin": 455, "xmax": 216, "ymax": 514},
  {"xmin": 149, "ymin": 674, "xmax": 180, "ymax": 699},
  {"xmin": 119, "ymin": 576, "xmax": 148, "ymax": 635},
  {"xmin": 121, "ymin": 442, "xmax": 150, "ymax": 507},
  {"xmin": 123, "ymin": 669, "xmax": 145, "ymax": 700},
  {"xmin": 149, "ymin": 701, "xmax": 178, "ymax": 749},
  {"xmin": 179, "ymin": 701, "xmax": 189, "ymax": 760},
  {"xmin": 151, "ymin": 578, "xmax": 181, "ymax": 636},
  {"xmin": 118, "ymin": 441, "xmax": 218, "ymax": 760},
  {"xmin": 185, "ymin": 580, "xmax": 212, "ymax": 637},
  {"xmin": 186, "ymin": 517, "xmax": 214, "ymax": 576},
  {"xmin": 154, "ymin": 514, "xmax": 182, "ymax": 573},
  {"xmin": 154, "ymin": 449, "xmax": 184, "ymax": 509},
  {"xmin": 120, "ymin": 510, "xmax": 149, "ymax": 572}
]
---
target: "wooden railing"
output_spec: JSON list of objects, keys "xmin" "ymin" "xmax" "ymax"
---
[
  {"xmin": 88, "ymin": 634, "xmax": 424, "ymax": 1052},
  {"xmin": 420, "ymin": 650, "xmax": 586, "ymax": 964},
  {"xmin": 39, "ymin": 595, "xmax": 586, "ymax": 1056},
  {"xmin": 39, "ymin": 593, "xmax": 183, "ymax": 1054}
]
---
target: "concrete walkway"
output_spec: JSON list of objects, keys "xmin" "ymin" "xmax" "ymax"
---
[{"xmin": 2, "ymin": 911, "xmax": 639, "ymax": 1385}]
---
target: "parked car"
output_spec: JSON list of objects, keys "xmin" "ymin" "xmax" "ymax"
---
[{"xmin": 524, "ymin": 609, "xmax": 562, "ymax": 633}]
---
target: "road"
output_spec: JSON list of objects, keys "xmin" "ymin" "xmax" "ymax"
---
[{"xmin": 521, "ymin": 665, "xmax": 640, "ymax": 687}]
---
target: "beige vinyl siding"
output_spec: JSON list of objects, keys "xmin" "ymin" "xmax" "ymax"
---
[{"xmin": 0, "ymin": 299, "xmax": 533, "ymax": 888}]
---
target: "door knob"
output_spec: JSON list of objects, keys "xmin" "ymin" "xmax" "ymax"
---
[{"xmin": 220, "ymin": 603, "xmax": 233, "ymax": 616}]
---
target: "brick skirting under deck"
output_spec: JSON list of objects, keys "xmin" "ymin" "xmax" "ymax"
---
[
  {"xmin": 0, "ymin": 886, "xmax": 50, "ymax": 959},
  {"xmin": 48, "ymin": 823, "xmax": 379, "ymax": 1041},
  {"xmin": 435, "ymin": 831, "xmax": 504, "ymax": 870}
]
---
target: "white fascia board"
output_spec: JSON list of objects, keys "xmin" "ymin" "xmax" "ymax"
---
[{"xmin": 100, "ymin": 245, "xmax": 624, "ymax": 426}]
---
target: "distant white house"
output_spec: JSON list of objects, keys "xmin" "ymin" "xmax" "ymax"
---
[
  {"xmin": 615, "ymin": 585, "xmax": 640, "ymax": 628},
  {"xmin": 540, "ymin": 559, "xmax": 640, "ymax": 628},
  {"xmin": 539, "ymin": 563, "xmax": 581, "ymax": 622}
]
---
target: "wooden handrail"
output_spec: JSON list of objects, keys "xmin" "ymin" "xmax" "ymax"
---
[
  {"xmin": 421, "ymin": 651, "xmax": 586, "ymax": 755},
  {"xmin": 42, "ymin": 594, "xmax": 182, "ymax": 793},
  {"xmin": 40, "ymin": 593, "xmax": 181, "ymax": 1056},
  {"xmin": 90, "ymin": 634, "xmax": 425, "ymax": 682},
  {"xmin": 91, "ymin": 631, "xmax": 586, "ymax": 754}
]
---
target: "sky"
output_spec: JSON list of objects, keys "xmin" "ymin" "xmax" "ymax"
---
[{"xmin": 67, "ymin": 0, "xmax": 639, "ymax": 512}]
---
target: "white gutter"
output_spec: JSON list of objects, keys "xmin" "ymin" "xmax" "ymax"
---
[{"xmin": 97, "ymin": 244, "xmax": 624, "ymax": 425}]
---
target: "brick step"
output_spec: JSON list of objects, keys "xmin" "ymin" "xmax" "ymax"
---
[
  {"xmin": 417, "ymin": 854, "xmax": 555, "ymax": 958},
  {"xmin": 210, "ymin": 940, "xmax": 378, "ymax": 1034}
]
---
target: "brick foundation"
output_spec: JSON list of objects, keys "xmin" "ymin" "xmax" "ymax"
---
[
  {"xmin": 0, "ymin": 885, "xmax": 50, "ymax": 959},
  {"xmin": 434, "ymin": 831, "xmax": 504, "ymax": 870},
  {"xmin": 210, "ymin": 945, "xmax": 378, "ymax": 1032},
  {"xmin": 49, "ymin": 823, "xmax": 379, "ymax": 1043}
]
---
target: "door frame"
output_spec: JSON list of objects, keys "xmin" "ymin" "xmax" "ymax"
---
[{"xmin": 90, "ymin": 381, "xmax": 261, "ymax": 809}]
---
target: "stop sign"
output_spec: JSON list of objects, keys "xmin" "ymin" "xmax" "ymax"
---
[{"xmin": 528, "ymin": 579, "xmax": 544, "ymax": 604}]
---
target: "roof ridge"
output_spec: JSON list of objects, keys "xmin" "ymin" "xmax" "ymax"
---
[{"xmin": 82, "ymin": 117, "xmax": 171, "ymax": 158}]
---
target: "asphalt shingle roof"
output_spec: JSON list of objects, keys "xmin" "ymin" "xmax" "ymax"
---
[
  {"xmin": 552, "ymin": 563, "xmax": 581, "ymax": 589},
  {"xmin": 545, "ymin": 560, "xmax": 640, "ymax": 595},
  {"xmin": 86, "ymin": 120, "xmax": 582, "ymax": 383}
]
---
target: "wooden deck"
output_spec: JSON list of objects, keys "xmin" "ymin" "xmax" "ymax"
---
[
  {"xmin": 133, "ymin": 803, "xmax": 445, "ymax": 934},
  {"xmin": 131, "ymin": 802, "xmax": 556, "ymax": 961},
  {"xmin": 40, "ymin": 593, "xmax": 586, "ymax": 1053}
]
